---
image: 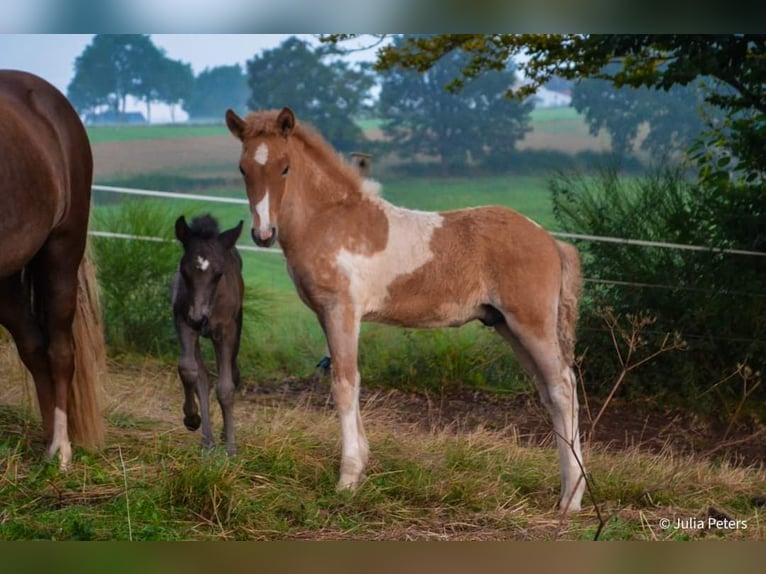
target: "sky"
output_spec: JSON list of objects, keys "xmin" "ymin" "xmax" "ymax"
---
[{"xmin": 0, "ymin": 34, "xmax": 376, "ymax": 122}]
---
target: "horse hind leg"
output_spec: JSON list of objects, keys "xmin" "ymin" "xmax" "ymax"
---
[
  {"xmin": 494, "ymin": 318, "xmax": 586, "ymax": 513},
  {"xmin": 0, "ymin": 273, "xmax": 56, "ymax": 441},
  {"xmin": 31, "ymin": 253, "xmax": 81, "ymax": 470}
]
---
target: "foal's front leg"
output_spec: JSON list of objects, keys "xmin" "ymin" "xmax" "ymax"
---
[
  {"xmin": 323, "ymin": 307, "xmax": 369, "ymax": 490},
  {"xmin": 177, "ymin": 322, "xmax": 214, "ymax": 449}
]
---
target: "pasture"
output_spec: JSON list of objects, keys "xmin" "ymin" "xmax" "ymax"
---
[{"xmin": 2, "ymin": 109, "xmax": 764, "ymax": 540}]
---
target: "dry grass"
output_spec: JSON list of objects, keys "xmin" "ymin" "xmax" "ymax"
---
[{"xmin": 1, "ymin": 341, "xmax": 764, "ymax": 541}]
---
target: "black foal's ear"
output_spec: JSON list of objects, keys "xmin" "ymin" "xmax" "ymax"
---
[
  {"xmin": 220, "ymin": 220, "xmax": 244, "ymax": 250},
  {"xmin": 175, "ymin": 216, "xmax": 190, "ymax": 244}
]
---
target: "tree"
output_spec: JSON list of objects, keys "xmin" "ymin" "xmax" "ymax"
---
[
  {"xmin": 185, "ymin": 65, "xmax": 248, "ymax": 121},
  {"xmin": 378, "ymin": 36, "xmax": 532, "ymax": 172},
  {"xmin": 153, "ymin": 58, "xmax": 195, "ymax": 123},
  {"xmin": 570, "ymin": 67, "xmax": 712, "ymax": 160},
  {"xmin": 246, "ymin": 37, "xmax": 374, "ymax": 151},
  {"xmin": 68, "ymin": 34, "xmax": 193, "ymax": 123}
]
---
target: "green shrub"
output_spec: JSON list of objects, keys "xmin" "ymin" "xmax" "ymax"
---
[
  {"xmin": 550, "ymin": 166, "xmax": 766, "ymax": 415},
  {"xmin": 93, "ymin": 201, "xmax": 179, "ymax": 356}
]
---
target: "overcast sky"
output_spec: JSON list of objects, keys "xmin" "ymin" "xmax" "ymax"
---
[{"xmin": 0, "ymin": 34, "xmax": 376, "ymax": 122}]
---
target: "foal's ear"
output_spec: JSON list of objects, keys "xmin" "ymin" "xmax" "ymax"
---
[
  {"xmin": 225, "ymin": 109, "xmax": 246, "ymax": 141},
  {"xmin": 219, "ymin": 220, "xmax": 244, "ymax": 250},
  {"xmin": 175, "ymin": 215, "xmax": 190, "ymax": 244},
  {"xmin": 277, "ymin": 107, "xmax": 295, "ymax": 137}
]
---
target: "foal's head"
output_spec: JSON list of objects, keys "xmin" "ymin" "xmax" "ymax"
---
[
  {"xmin": 175, "ymin": 215, "xmax": 243, "ymax": 330},
  {"xmin": 225, "ymin": 107, "xmax": 295, "ymax": 248}
]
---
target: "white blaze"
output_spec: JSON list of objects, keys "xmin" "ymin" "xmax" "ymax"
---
[
  {"xmin": 254, "ymin": 143, "xmax": 269, "ymax": 165},
  {"xmin": 254, "ymin": 190, "xmax": 271, "ymax": 237}
]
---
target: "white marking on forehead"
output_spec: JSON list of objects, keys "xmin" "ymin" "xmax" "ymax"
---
[
  {"xmin": 254, "ymin": 189, "xmax": 270, "ymax": 229},
  {"xmin": 196, "ymin": 256, "xmax": 210, "ymax": 271},
  {"xmin": 335, "ymin": 202, "xmax": 444, "ymax": 313},
  {"xmin": 254, "ymin": 143, "xmax": 269, "ymax": 165}
]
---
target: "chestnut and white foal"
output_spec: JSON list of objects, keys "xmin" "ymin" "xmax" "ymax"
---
[{"xmin": 226, "ymin": 107, "xmax": 586, "ymax": 512}]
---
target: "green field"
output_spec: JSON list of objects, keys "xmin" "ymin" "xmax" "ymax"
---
[{"xmin": 87, "ymin": 123, "xmax": 227, "ymax": 144}]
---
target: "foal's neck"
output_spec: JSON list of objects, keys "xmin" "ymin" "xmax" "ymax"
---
[{"xmin": 280, "ymin": 136, "xmax": 369, "ymax": 243}]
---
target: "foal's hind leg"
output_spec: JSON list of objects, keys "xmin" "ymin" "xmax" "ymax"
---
[
  {"xmin": 212, "ymin": 329, "xmax": 239, "ymax": 456},
  {"xmin": 495, "ymin": 321, "xmax": 586, "ymax": 513}
]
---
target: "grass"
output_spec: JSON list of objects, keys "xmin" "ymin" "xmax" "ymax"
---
[{"xmin": 1, "ymin": 345, "xmax": 764, "ymax": 541}]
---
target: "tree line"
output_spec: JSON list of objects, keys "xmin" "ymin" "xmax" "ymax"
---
[{"xmin": 68, "ymin": 34, "xmax": 715, "ymax": 164}]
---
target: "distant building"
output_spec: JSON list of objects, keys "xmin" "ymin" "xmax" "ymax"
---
[{"xmin": 532, "ymin": 86, "xmax": 572, "ymax": 108}]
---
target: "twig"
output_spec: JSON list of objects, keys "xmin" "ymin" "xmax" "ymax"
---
[
  {"xmin": 118, "ymin": 446, "xmax": 133, "ymax": 541},
  {"xmin": 590, "ymin": 309, "xmax": 686, "ymax": 435}
]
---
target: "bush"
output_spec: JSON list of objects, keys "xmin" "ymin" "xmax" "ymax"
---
[{"xmin": 550, "ymin": 166, "xmax": 766, "ymax": 416}]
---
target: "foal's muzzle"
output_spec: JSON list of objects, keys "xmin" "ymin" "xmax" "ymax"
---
[
  {"xmin": 189, "ymin": 316, "xmax": 209, "ymax": 332},
  {"xmin": 252, "ymin": 226, "xmax": 278, "ymax": 248}
]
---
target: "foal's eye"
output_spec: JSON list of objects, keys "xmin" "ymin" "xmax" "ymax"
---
[{"xmin": 281, "ymin": 164, "xmax": 290, "ymax": 176}]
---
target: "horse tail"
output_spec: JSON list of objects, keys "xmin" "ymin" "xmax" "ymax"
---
[
  {"xmin": 555, "ymin": 240, "xmax": 582, "ymax": 366},
  {"xmin": 68, "ymin": 241, "xmax": 106, "ymax": 449}
]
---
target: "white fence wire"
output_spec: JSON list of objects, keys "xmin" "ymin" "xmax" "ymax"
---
[{"xmin": 92, "ymin": 184, "xmax": 766, "ymax": 259}]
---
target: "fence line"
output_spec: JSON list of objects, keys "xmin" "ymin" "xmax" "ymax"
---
[
  {"xmin": 89, "ymin": 230, "xmax": 277, "ymax": 254},
  {"xmin": 93, "ymin": 184, "xmax": 766, "ymax": 258}
]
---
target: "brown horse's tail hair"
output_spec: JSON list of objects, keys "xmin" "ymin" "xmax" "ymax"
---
[
  {"xmin": 555, "ymin": 240, "xmax": 582, "ymax": 366},
  {"xmin": 68, "ymin": 242, "xmax": 106, "ymax": 449}
]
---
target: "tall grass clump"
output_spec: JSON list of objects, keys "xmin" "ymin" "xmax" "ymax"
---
[
  {"xmin": 550, "ymin": 166, "xmax": 766, "ymax": 417},
  {"xmin": 92, "ymin": 201, "xmax": 179, "ymax": 356}
]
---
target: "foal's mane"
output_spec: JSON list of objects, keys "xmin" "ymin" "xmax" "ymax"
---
[
  {"xmin": 243, "ymin": 110, "xmax": 367, "ymax": 197},
  {"xmin": 188, "ymin": 214, "xmax": 220, "ymax": 240}
]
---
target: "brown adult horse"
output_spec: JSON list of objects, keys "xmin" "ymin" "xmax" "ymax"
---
[
  {"xmin": 226, "ymin": 107, "xmax": 586, "ymax": 513},
  {"xmin": 0, "ymin": 70, "xmax": 105, "ymax": 469}
]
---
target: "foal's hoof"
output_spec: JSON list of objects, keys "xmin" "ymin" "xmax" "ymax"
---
[
  {"xmin": 336, "ymin": 474, "xmax": 365, "ymax": 492},
  {"xmin": 184, "ymin": 413, "xmax": 201, "ymax": 431}
]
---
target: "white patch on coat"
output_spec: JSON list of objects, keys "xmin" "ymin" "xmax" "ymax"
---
[
  {"xmin": 254, "ymin": 143, "xmax": 269, "ymax": 165},
  {"xmin": 335, "ymin": 200, "xmax": 444, "ymax": 315},
  {"xmin": 49, "ymin": 406, "xmax": 72, "ymax": 470},
  {"xmin": 196, "ymin": 256, "xmax": 210, "ymax": 271}
]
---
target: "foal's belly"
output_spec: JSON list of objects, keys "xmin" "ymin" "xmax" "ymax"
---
[{"xmin": 365, "ymin": 295, "xmax": 483, "ymax": 329}]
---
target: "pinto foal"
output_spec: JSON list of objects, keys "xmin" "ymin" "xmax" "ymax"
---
[
  {"xmin": 226, "ymin": 107, "xmax": 586, "ymax": 512},
  {"xmin": 172, "ymin": 215, "xmax": 244, "ymax": 455}
]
